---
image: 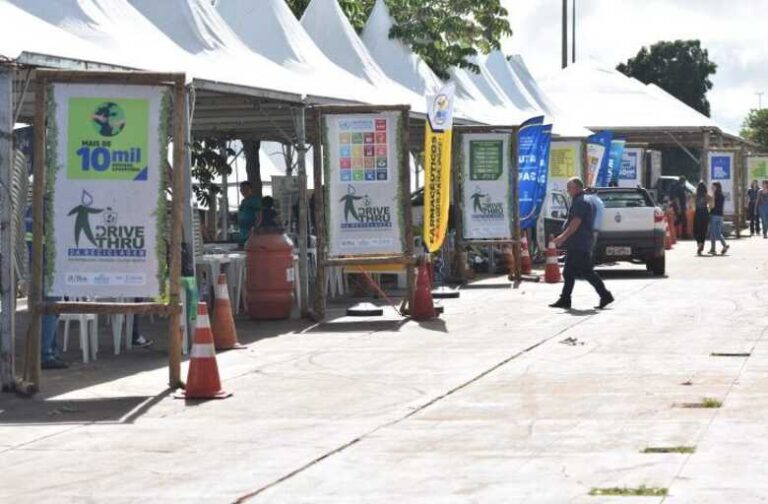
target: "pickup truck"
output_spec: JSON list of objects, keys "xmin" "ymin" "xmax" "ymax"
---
[{"xmin": 545, "ymin": 187, "xmax": 667, "ymax": 276}]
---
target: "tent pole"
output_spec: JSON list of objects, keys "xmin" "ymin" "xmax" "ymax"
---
[
  {"xmin": 700, "ymin": 130, "xmax": 710, "ymax": 182},
  {"xmin": 0, "ymin": 67, "xmax": 15, "ymax": 391},
  {"xmin": 295, "ymin": 107, "xmax": 310, "ymax": 318}
]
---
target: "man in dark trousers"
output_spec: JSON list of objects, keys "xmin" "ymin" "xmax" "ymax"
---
[{"xmin": 549, "ymin": 177, "xmax": 614, "ymax": 310}]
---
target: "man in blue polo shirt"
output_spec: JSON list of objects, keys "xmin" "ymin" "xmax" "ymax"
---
[{"xmin": 550, "ymin": 177, "xmax": 613, "ymax": 310}]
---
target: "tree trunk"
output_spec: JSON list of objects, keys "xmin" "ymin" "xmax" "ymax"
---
[{"xmin": 243, "ymin": 139, "xmax": 262, "ymax": 197}]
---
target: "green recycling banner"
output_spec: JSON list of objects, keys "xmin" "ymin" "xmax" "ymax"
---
[{"xmin": 46, "ymin": 83, "xmax": 170, "ymax": 298}]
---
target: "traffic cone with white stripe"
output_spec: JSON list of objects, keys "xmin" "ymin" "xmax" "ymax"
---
[
  {"xmin": 184, "ymin": 303, "xmax": 231, "ymax": 399},
  {"xmin": 212, "ymin": 274, "xmax": 244, "ymax": 350},
  {"xmin": 520, "ymin": 234, "xmax": 532, "ymax": 275},
  {"xmin": 544, "ymin": 237, "xmax": 562, "ymax": 284},
  {"xmin": 664, "ymin": 217, "xmax": 673, "ymax": 251}
]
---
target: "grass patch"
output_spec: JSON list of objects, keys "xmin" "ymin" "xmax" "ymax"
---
[
  {"xmin": 678, "ymin": 397, "xmax": 723, "ymax": 409},
  {"xmin": 589, "ymin": 485, "xmax": 668, "ymax": 497},
  {"xmin": 642, "ymin": 446, "xmax": 696, "ymax": 454}
]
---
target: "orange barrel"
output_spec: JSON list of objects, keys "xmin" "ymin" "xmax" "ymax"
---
[{"xmin": 245, "ymin": 230, "xmax": 294, "ymax": 320}]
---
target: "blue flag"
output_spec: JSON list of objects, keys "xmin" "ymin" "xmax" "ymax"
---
[
  {"xmin": 607, "ymin": 139, "xmax": 626, "ymax": 186},
  {"xmin": 517, "ymin": 116, "xmax": 546, "ymax": 230},
  {"xmin": 587, "ymin": 131, "xmax": 613, "ymax": 187},
  {"xmin": 530, "ymin": 125, "xmax": 553, "ymax": 228}
]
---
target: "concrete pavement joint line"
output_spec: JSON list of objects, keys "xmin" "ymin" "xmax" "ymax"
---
[
  {"xmin": 660, "ymin": 323, "xmax": 768, "ymax": 503},
  {"xmin": 232, "ymin": 314, "xmax": 603, "ymax": 503}
]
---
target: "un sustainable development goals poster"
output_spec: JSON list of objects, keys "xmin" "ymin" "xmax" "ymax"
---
[
  {"xmin": 461, "ymin": 133, "xmax": 511, "ymax": 240},
  {"xmin": 324, "ymin": 112, "xmax": 404, "ymax": 256},
  {"xmin": 47, "ymin": 83, "xmax": 169, "ymax": 298}
]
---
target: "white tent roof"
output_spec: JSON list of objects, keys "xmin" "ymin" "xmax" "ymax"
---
[
  {"xmin": 214, "ymin": 0, "xmax": 383, "ymax": 104},
  {"xmin": 300, "ymin": 0, "xmax": 426, "ymax": 113},
  {"xmin": 0, "ymin": 1, "xmax": 115, "ymax": 66},
  {"xmin": 540, "ymin": 59, "xmax": 719, "ymax": 130}
]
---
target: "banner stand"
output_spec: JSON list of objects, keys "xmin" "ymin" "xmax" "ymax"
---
[
  {"xmin": 451, "ymin": 125, "xmax": 521, "ymax": 285},
  {"xmin": 706, "ymin": 147, "xmax": 743, "ymax": 239},
  {"xmin": 311, "ymin": 105, "xmax": 415, "ymax": 320},
  {"xmin": 20, "ymin": 71, "xmax": 186, "ymax": 395}
]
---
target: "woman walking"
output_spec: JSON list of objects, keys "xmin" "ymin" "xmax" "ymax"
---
[
  {"xmin": 693, "ymin": 182, "xmax": 710, "ymax": 256},
  {"xmin": 708, "ymin": 182, "xmax": 729, "ymax": 255},
  {"xmin": 747, "ymin": 180, "xmax": 761, "ymax": 236},
  {"xmin": 758, "ymin": 180, "xmax": 768, "ymax": 239}
]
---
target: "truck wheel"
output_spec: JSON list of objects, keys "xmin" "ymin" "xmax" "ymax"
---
[{"xmin": 647, "ymin": 256, "xmax": 666, "ymax": 276}]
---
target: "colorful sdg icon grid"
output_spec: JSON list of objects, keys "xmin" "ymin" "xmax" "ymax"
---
[{"xmin": 339, "ymin": 119, "xmax": 389, "ymax": 182}]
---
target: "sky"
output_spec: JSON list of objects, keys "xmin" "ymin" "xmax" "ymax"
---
[{"xmin": 500, "ymin": 0, "xmax": 768, "ymax": 133}]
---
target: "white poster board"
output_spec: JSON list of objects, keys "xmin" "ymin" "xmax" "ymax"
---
[
  {"xmin": 618, "ymin": 147, "xmax": 643, "ymax": 188},
  {"xmin": 546, "ymin": 141, "xmax": 581, "ymax": 213},
  {"xmin": 460, "ymin": 133, "xmax": 511, "ymax": 240},
  {"xmin": 708, "ymin": 151, "xmax": 735, "ymax": 215},
  {"xmin": 47, "ymin": 83, "xmax": 168, "ymax": 297},
  {"xmin": 324, "ymin": 112, "xmax": 403, "ymax": 256}
]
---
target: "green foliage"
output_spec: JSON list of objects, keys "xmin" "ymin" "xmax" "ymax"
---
[
  {"xmin": 285, "ymin": 0, "xmax": 512, "ymax": 79},
  {"xmin": 617, "ymin": 40, "xmax": 717, "ymax": 117},
  {"xmin": 741, "ymin": 108, "xmax": 768, "ymax": 150},
  {"xmin": 191, "ymin": 139, "xmax": 234, "ymax": 206}
]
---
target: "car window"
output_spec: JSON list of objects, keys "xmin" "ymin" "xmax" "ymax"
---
[{"xmin": 598, "ymin": 192, "xmax": 650, "ymax": 208}]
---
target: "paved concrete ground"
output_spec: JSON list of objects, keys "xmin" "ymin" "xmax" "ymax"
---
[{"xmin": 2, "ymin": 236, "xmax": 768, "ymax": 503}]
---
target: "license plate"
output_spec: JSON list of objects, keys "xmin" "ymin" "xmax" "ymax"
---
[{"xmin": 606, "ymin": 246, "xmax": 631, "ymax": 256}]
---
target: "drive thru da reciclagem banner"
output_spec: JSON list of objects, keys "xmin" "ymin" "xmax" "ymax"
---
[{"xmin": 46, "ymin": 83, "xmax": 169, "ymax": 298}]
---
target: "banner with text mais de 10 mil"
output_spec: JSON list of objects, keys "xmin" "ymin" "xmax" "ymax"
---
[
  {"xmin": 47, "ymin": 83, "xmax": 169, "ymax": 298},
  {"xmin": 423, "ymin": 83, "xmax": 456, "ymax": 252},
  {"xmin": 461, "ymin": 133, "xmax": 512, "ymax": 240},
  {"xmin": 708, "ymin": 151, "xmax": 735, "ymax": 215},
  {"xmin": 324, "ymin": 112, "xmax": 404, "ymax": 257}
]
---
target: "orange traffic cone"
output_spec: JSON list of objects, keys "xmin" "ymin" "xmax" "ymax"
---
[
  {"xmin": 411, "ymin": 257, "xmax": 436, "ymax": 321},
  {"xmin": 184, "ymin": 303, "xmax": 231, "ymax": 399},
  {"xmin": 212, "ymin": 274, "xmax": 244, "ymax": 350},
  {"xmin": 544, "ymin": 237, "xmax": 562, "ymax": 283},
  {"xmin": 664, "ymin": 217, "xmax": 673, "ymax": 251},
  {"xmin": 520, "ymin": 234, "xmax": 532, "ymax": 275}
]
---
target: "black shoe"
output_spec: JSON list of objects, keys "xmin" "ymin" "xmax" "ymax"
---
[
  {"xmin": 549, "ymin": 298, "xmax": 572, "ymax": 309},
  {"xmin": 42, "ymin": 358, "xmax": 69, "ymax": 370},
  {"xmin": 596, "ymin": 292, "xmax": 615, "ymax": 310}
]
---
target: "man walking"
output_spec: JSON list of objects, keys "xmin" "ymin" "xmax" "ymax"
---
[{"xmin": 549, "ymin": 177, "xmax": 614, "ymax": 310}]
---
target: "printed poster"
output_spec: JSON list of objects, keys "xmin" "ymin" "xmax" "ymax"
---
[
  {"xmin": 47, "ymin": 83, "xmax": 169, "ymax": 297},
  {"xmin": 587, "ymin": 131, "xmax": 613, "ymax": 187},
  {"xmin": 461, "ymin": 134, "xmax": 511, "ymax": 240},
  {"xmin": 324, "ymin": 112, "xmax": 403, "ymax": 256},
  {"xmin": 708, "ymin": 151, "xmax": 735, "ymax": 215},
  {"xmin": 618, "ymin": 147, "xmax": 643, "ymax": 188},
  {"xmin": 546, "ymin": 141, "xmax": 581, "ymax": 219}
]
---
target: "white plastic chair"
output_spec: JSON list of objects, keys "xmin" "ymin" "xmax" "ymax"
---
[{"xmin": 62, "ymin": 308, "xmax": 98, "ymax": 363}]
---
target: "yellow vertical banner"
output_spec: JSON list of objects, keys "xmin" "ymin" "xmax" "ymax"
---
[{"xmin": 423, "ymin": 84, "xmax": 456, "ymax": 252}]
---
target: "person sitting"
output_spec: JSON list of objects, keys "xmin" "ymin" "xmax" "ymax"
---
[{"xmin": 238, "ymin": 181, "xmax": 261, "ymax": 246}]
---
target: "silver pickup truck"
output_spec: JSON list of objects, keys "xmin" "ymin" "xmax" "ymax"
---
[{"xmin": 544, "ymin": 187, "xmax": 667, "ymax": 276}]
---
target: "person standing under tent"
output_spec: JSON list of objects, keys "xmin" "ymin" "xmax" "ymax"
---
[
  {"xmin": 708, "ymin": 182, "xmax": 730, "ymax": 255},
  {"xmin": 758, "ymin": 180, "xmax": 768, "ymax": 239},
  {"xmin": 238, "ymin": 181, "xmax": 262, "ymax": 247},
  {"xmin": 693, "ymin": 182, "xmax": 710, "ymax": 256},
  {"xmin": 747, "ymin": 180, "xmax": 761, "ymax": 237},
  {"xmin": 550, "ymin": 177, "xmax": 614, "ymax": 310}
]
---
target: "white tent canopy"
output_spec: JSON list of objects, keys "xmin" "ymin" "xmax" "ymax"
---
[
  {"xmin": 300, "ymin": 0, "xmax": 426, "ymax": 113},
  {"xmin": 540, "ymin": 59, "xmax": 719, "ymax": 130},
  {"xmin": 215, "ymin": 0, "xmax": 385, "ymax": 105}
]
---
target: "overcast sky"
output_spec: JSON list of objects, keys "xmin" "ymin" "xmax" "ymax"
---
[{"xmin": 501, "ymin": 0, "xmax": 767, "ymax": 133}]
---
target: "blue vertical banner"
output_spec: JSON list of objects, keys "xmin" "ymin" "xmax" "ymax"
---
[
  {"xmin": 531, "ymin": 125, "xmax": 553, "ymax": 226},
  {"xmin": 606, "ymin": 139, "xmax": 626, "ymax": 186},
  {"xmin": 517, "ymin": 116, "xmax": 545, "ymax": 230},
  {"xmin": 586, "ymin": 131, "xmax": 613, "ymax": 187}
]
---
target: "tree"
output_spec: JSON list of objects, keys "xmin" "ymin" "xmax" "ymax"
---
[
  {"xmin": 741, "ymin": 108, "xmax": 768, "ymax": 150},
  {"xmin": 190, "ymin": 138, "xmax": 234, "ymax": 207},
  {"xmin": 286, "ymin": 0, "xmax": 512, "ymax": 79},
  {"xmin": 617, "ymin": 40, "xmax": 717, "ymax": 117}
]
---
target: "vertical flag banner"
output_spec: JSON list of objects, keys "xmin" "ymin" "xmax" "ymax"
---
[
  {"xmin": 618, "ymin": 147, "xmax": 643, "ymax": 187},
  {"xmin": 547, "ymin": 141, "xmax": 581, "ymax": 217},
  {"xmin": 708, "ymin": 151, "xmax": 735, "ymax": 215},
  {"xmin": 517, "ymin": 116, "xmax": 545, "ymax": 230},
  {"xmin": 748, "ymin": 157, "xmax": 768, "ymax": 181},
  {"xmin": 606, "ymin": 139, "xmax": 626, "ymax": 186},
  {"xmin": 586, "ymin": 131, "xmax": 613, "ymax": 187},
  {"xmin": 47, "ymin": 83, "xmax": 169, "ymax": 298},
  {"xmin": 324, "ymin": 112, "xmax": 404, "ymax": 256},
  {"xmin": 531, "ymin": 125, "xmax": 553, "ymax": 226},
  {"xmin": 460, "ymin": 133, "xmax": 512, "ymax": 240},
  {"xmin": 423, "ymin": 83, "xmax": 456, "ymax": 252}
]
